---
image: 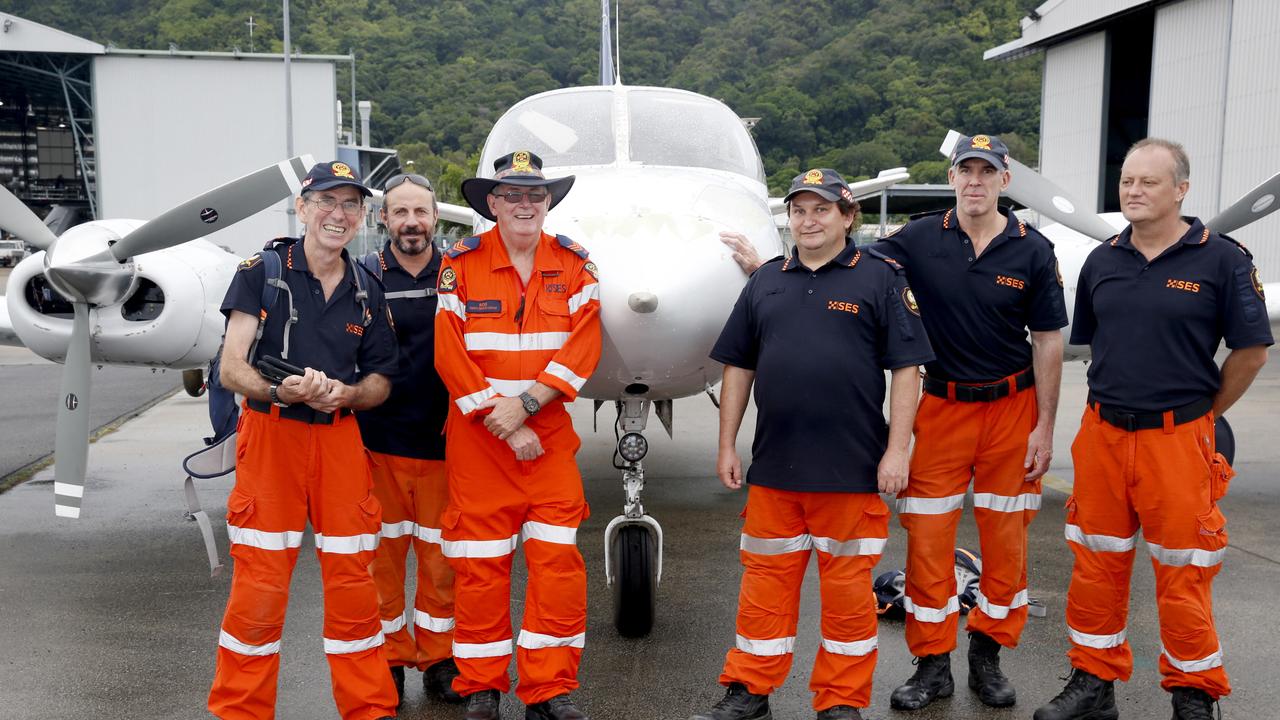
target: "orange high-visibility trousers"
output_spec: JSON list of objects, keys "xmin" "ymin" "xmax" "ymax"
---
[
  {"xmin": 720, "ymin": 486, "xmax": 889, "ymax": 711},
  {"xmin": 368, "ymin": 452, "xmax": 455, "ymax": 670},
  {"xmin": 441, "ymin": 407, "xmax": 588, "ymax": 705},
  {"xmin": 208, "ymin": 407, "xmax": 398, "ymax": 720},
  {"xmin": 897, "ymin": 383, "xmax": 1041, "ymax": 656},
  {"xmin": 1064, "ymin": 406, "xmax": 1232, "ymax": 698}
]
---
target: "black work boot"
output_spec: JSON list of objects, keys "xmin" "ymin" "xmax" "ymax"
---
[
  {"xmin": 464, "ymin": 689, "xmax": 502, "ymax": 720},
  {"xmin": 525, "ymin": 693, "xmax": 587, "ymax": 720},
  {"xmin": 1033, "ymin": 668, "xmax": 1119, "ymax": 720},
  {"xmin": 967, "ymin": 631, "xmax": 1016, "ymax": 707},
  {"xmin": 1170, "ymin": 686, "xmax": 1218, "ymax": 720},
  {"xmin": 425, "ymin": 657, "xmax": 465, "ymax": 703},
  {"xmin": 689, "ymin": 682, "xmax": 773, "ymax": 720},
  {"xmin": 889, "ymin": 653, "xmax": 955, "ymax": 710},
  {"xmin": 815, "ymin": 705, "xmax": 862, "ymax": 719},
  {"xmin": 390, "ymin": 665, "xmax": 405, "ymax": 705}
]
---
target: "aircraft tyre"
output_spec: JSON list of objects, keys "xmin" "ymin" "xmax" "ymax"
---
[
  {"xmin": 611, "ymin": 524, "xmax": 657, "ymax": 637},
  {"xmin": 182, "ymin": 368, "xmax": 206, "ymax": 397}
]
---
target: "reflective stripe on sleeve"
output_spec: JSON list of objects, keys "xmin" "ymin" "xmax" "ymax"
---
[
  {"xmin": 896, "ymin": 495, "xmax": 966, "ymax": 515},
  {"xmin": 543, "ymin": 361, "xmax": 587, "ymax": 391},
  {"xmin": 517, "ymin": 629, "xmax": 586, "ymax": 650},
  {"xmin": 739, "ymin": 533, "xmax": 812, "ymax": 555},
  {"xmin": 453, "ymin": 638, "xmax": 512, "ymax": 659},
  {"xmin": 227, "ymin": 525, "xmax": 305, "ymax": 551},
  {"xmin": 464, "ymin": 331, "xmax": 569, "ymax": 352},
  {"xmin": 811, "ymin": 535, "xmax": 887, "ymax": 557},
  {"xmin": 820, "ymin": 636, "xmax": 878, "ymax": 656},
  {"xmin": 735, "ymin": 634, "xmax": 795, "ymax": 656},
  {"xmin": 972, "ymin": 492, "xmax": 1042, "ymax": 513},
  {"xmin": 441, "ymin": 533, "xmax": 520, "ymax": 559},
  {"xmin": 415, "ymin": 526, "xmax": 443, "ymax": 545},
  {"xmin": 436, "ymin": 293, "xmax": 466, "ymax": 320},
  {"xmin": 1068, "ymin": 626, "xmax": 1127, "ymax": 649},
  {"xmin": 568, "ymin": 283, "xmax": 599, "ymax": 315},
  {"xmin": 323, "ymin": 631, "xmax": 385, "ymax": 655},
  {"xmin": 219, "ymin": 630, "xmax": 281, "ymax": 657},
  {"xmin": 314, "ymin": 532, "xmax": 380, "ymax": 554},
  {"xmin": 1146, "ymin": 541, "xmax": 1226, "ymax": 568},
  {"xmin": 456, "ymin": 385, "xmax": 497, "ymax": 414},
  {"xmin": 487, "ymin": 378, "xmax": 536, "ymax": 397},
  {"xmin": 415, "ymin": 610, "xmax": 456, "ymax": 633},
  {"xmin": 381, "ymin": 520, "xmax": 417, "ymax": 539},
  {"xmin": 381, "ymin": 614, "xmax": 407, "ymax": 634},
  {"xmin": 1065, "ymin": 524, "xmax": 1138, "ymax": 553},
  {"xmin": 974, "ymin": 588, "xmax": 1029, "ymax": 620},
  {"xmin": 522, "ymin": 521, "xmax": 578, "ymax": 545},
  {"xmin": 903, "ymin": 595, "xmax": 960, "ymax": 623},
  {"xmin": 1162, "ymin": 645, "xmax": 1223, "ymax": 673}
]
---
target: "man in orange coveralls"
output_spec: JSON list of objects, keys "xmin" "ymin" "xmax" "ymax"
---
[
  {"xmin": 434, "ymin": 150, "xmax": 602, "ymax": 720},
  {"xmin": 210, "ymin": 160, "xmax": 399, "ymax": 720},
  {"xmin": 1034, "ymin": 139, "xmax": 1271, "ymax": 720}
]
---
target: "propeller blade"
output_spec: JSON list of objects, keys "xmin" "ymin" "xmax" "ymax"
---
[
  {"xmin": 939, "ymin": 129, "xmax": 1118, "ymax": 242},
  {"xmin": 0, "ymin": 184, "xmax": 60, "ymax": 251},
  {"xmin": 53, "ymin": 302, "xmax": 92, "ymax": 519},
  {"xmin": 1206, "ymin": 171, "xmax": 1280, "ymax": 235},
  {"xmin": 108, "ymin": 154, "xmax": 315, "ymax": 261}
]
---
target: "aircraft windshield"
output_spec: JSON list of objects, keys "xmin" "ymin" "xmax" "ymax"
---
[
  {"xmin": 481, "ymin": 90, "xmax": 616, "ymax": 171},
  {"xmin": 627, "ymin": 89, "xmax": 764, "ymax": 181}
]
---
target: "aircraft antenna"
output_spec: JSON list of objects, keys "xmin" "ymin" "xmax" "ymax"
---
[
  {"xmin": 615, "ymin": 0, "xmax": 622, "ymax": 84},
  {"xmin": 600, "ymin": 0, "xmax": 617, "ymax": 85}
]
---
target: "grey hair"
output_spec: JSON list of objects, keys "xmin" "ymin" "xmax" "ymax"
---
[{"xmin": 1125, "ymin": 138, "xmax": 1190, "ymax": 185}]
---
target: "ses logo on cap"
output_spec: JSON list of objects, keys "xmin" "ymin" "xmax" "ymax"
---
[
  {"xmin": 512, "ymin": 151, "xmax": 532, "ymax": 172},
  {"xmin": 971, "ymin": 135, "xmax": 992, "ymax": 150},
  {"xmin": 331, "ymin": 162, "xmax": 355, "ymax": 179},
  {"xmin": 802, "ymin": 169, "xmax": 824, "ymax": 185}
]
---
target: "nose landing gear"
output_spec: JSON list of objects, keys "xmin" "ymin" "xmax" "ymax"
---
[{"xmin": 603, "ymin": 396, "xmax": 663, "ymax": 637}]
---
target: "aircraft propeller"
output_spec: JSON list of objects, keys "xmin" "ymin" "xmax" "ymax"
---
[
  {"xmin": 1205, "ymin": 171, "xmax": 1280, "ymax": 235},
  {"xmin": 0, "ymin": 184, "xmax": 60, "ymax": 251}
]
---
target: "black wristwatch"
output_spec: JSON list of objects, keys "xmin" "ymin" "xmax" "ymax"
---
[
  {"xmin": 518, "ymin": 391, "xmax": 541, "ymax": 416},
  {"xmin": 269, "ymin": 384, "xmax": 290, "ymax": 408}
]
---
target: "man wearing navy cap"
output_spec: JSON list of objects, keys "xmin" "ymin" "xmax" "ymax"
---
[
  {"xmin": 873, "ymin": 133, "xmax": 1068, "ymax": 711},
  {"xmin": 1035, "ymin": 139, "xmax": 1271, "ymax": 720},
  {"xmin": 209, "ymin": 161, "xmax": 400, "ymax": 720},
  {"xmin": 355, "ymin": 172, "xmax": 464, "ymax": 706},
  {"xmin": 691, "ymin": 169, "xmax": 932, "ymax": 720}
]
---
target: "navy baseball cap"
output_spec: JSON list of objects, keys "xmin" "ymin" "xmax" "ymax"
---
[
  {"xmin": 783, "ymin": 168, "xmax": 858, "ymax": 205},
  {"xmin": 300, "ymin": 160, "xmax": 372, "ymax": 197},
  {"xmin": 951, "ymin": 134, "xmax": 1010, "ymax": 170}
]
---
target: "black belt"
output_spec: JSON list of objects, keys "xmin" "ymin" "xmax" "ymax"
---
[
  {"xmin": 922, "ymin": 367, "xmax": 1035, "ymax": 403},
  {"xmin": 246, "ymin": 398, "xmax": 350, "ymax": 425},
  {"xmin": 1088, "ymin": 395, "xmax": 1213, "ymax": 432}
]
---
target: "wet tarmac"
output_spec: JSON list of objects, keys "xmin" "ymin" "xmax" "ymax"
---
[{"xmin": 0, "ymin": 361, "xmax": 1277, "ymax": 720}]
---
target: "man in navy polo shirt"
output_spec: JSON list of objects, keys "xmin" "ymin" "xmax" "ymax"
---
[
  {"xmin": 872, "ymin": 134, "xmax": 1068, "ymax": 712},
  {"xmin": 1035, "ymin": 139, "xmax": 1271, "ymax": 720},
  {"xmin": 690, "ymin": 169, "xmax": 933, "ymax": 720},
  {"xmin": 355, "ymin": 172, "xmax": 463, "ymax": 706},
  {"xmin": 210, "ymin": 161, "xmax": 400, "ymax": 720}
]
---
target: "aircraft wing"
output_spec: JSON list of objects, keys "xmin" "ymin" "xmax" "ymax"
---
[
  {"xmin": 0, "ymin": 302, "xmax": 21, "ymax": 347},
  {"xmin": 768, "ymin": 167, "xmax": 911, "ymax": 217},
  {"xmin": 438, "ymin": 201, "xmax": 476, "ymax": 227}
]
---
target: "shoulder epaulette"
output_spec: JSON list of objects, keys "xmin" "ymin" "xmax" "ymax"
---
[
  {"xmin": 556, "ymin": 234, "xmax": 590, "ymax": 259},
  {"xmin": 1220, "ymin": 233, "xmax": 1252, "ymax": 257},
  {"xmin": 445, "ymin": 235, "xmax": 482, "ymax": 258},
  {"xmin": 865, "ymin": 246, "xmax": 904, "ymax": 273}
]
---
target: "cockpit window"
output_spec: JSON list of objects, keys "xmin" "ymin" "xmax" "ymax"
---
[
  {"xmin": 626, "ymin": 89, "xmax": 764, "ymax": 181},
  {"xmin": 480, "ymin": 90, "xmax": 616, "ymax": 171}
]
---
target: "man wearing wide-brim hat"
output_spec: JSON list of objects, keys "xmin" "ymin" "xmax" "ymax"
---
[{"xmin": 434, "ymin": 150, "xmax": 602, "ymax": 720}]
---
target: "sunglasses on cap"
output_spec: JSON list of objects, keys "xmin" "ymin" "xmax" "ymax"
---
[
  {"xmin": 492, "ymin": 189, "xmax": 549, "ymax": 204},
  {"xmin": 383, "ymin": 173, "xmax": 433, "ymax": 192}
]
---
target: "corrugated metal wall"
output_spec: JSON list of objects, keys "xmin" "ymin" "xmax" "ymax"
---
[
  {"xmin": 1040, "ymin": 32, "xmax": 1107, "ymax": 212},
  {"xmin": 1149, "ymin": 0, "xmax": 1232, "ymax": 221},
  {"xmin": 1221, "ymin": 0, "xmax": 1280, "ymax": 279}
]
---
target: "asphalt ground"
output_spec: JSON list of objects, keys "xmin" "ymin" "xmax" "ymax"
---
[{"xmin": 0, "ymin": 360, "xmax": 1277, "ymax": 720}]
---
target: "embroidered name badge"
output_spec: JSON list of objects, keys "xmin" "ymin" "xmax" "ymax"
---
[
  {"xmin": 996, "ymin": 275, "xmax": 1026, "ymax": 290},
  {"xmin": 827, "ymin": 300, "xmax": 860, "ymax": 314},
  {"xmin": 1166, "ymin": 278, "xmax": 1201, "ymax": 293},
  {"xmin": 544, "ymin": 282, "xmax": 568, "ymax": 294},
  {"xmin": 466, "ymin": 299, "xmax": 503, "ymax": 314}
]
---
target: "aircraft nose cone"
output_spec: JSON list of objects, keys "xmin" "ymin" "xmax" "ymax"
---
[{"xmin": 628, "ymin": 291, "xmax": 659, "ymax": 314}]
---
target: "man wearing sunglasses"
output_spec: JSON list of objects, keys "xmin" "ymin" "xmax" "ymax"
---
[
  {"xmin": 355, "ymin": 172, "xmax": 464, "ymax": 706},
  {"xmin": 434, "ymin": 150, "xmax": 601, "ymax": 720},
  {"xmin": 210, "ymin": 161, "xmax": 399, "ymax": 720}
]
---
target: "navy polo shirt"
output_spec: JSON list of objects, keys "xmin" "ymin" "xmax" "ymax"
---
[
  {"xmin": 874, "ymin": 207, "xmax": 1068, "ymax": 383},
  {"xmin": 711, "ymin": 240, "xmax": 934, "ymax": 493},
  {"xmin": 221, "ymin": 236, "xmax": 398, "ymax": 386},
  {"xmin": 1071, "ymin": 217, "xmax": 1273, "ymax": 412},
  {"xmin": 356, "ymin": 243, "xmax": 449, "ymax": 460}
]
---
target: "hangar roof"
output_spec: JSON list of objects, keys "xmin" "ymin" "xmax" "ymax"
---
[
  {"xmin": 0, "ymin": 12, "xmax": 104, "ymax": 55},
  {"xmin": 984, "ymin": 0, "xmax": 1165, "ymax": 61}
]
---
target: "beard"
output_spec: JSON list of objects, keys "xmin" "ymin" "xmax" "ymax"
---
[{"xmin": 392, "ymin": 229, "xmax": 429, "ymax": 256}]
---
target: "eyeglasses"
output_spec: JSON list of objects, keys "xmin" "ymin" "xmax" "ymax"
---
[
  {"xmin": 383, "ymin": 173, "xmax": 433, "ymax": 192},
  {"xmin": 493, "ymin": 189, "xmax": 549, "ymax": 204},
  {"xmin": 307, "ymin": 197, "xmax": 365, "ymax": 215}
]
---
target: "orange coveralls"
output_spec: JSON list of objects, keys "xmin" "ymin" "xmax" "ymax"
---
[{"xmin": 433, "ymin": 227, "xmax": 602, "ymax": 704}]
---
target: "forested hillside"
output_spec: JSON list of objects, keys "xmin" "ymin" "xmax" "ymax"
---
[{"xmin": 7, "ymin": 0, "xmax": 1043, "ymax": 200}]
